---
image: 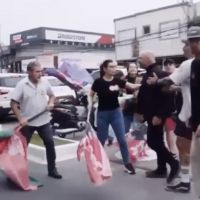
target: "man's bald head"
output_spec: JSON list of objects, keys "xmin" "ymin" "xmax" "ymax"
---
[{"xmin": 138, "ymin": 51, "xmax": 156, "ymax": 68}]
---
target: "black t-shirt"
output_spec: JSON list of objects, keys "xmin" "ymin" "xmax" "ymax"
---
[
  {"xmin": 92, "ymin": 78, "xmax": 126, "ymax": 111},
  {"xmin": 125, "ymin": 75, "xmax": 136, "ymax": 94},
  {"xmin": 190, "ymin": 58, "xmax": 200, "ymax": 131}
]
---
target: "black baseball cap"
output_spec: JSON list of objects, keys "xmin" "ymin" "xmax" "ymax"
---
[{"xmin": 187, "ymin": 26, "xmax": 200, "ymax": 39}]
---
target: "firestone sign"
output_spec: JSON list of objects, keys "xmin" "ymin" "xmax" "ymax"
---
[
  {"xmin": 57, "ymin": 33, "xmax": 85, "ymax": 42},
  {"xmin": 45, "ymin": 30, "xmax": 110, "ymax": 44},
  {"xmin": 10, "ymin": 27, "xmax": 114, "ymax": 47}
]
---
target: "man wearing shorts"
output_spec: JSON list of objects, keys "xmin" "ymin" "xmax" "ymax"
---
[
  {"xmin": 163, "ymin": 59, "xmax": 178, "ymax": 156},
  {"xmin": 147, "ymin": 40, "xmax": 193, "ymax": 192}
]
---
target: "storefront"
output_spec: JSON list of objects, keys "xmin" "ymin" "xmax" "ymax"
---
[{"xmin": 10, "ymin": 27, "xmax": 115, "ymax": 72}]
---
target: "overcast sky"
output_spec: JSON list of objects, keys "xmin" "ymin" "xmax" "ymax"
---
[{"xmin": 0, "ymin": 0, "xmax": 199, "ymax": 44}]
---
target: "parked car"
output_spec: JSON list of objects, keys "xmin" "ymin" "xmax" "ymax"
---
[
  {"xmin": 43, "ymin": 69, "xmax": 89, "ymax": 138},
  {"xmin": 0, "ymin": 73, "xmax": 26, "ymax": 118},
  {"xmin": 0, "ymin": 73, "xmax": 76, "ymax": 118},
  {"xmin": 44, "ymin": 76, "xmax": 76, "ymax": 103}
]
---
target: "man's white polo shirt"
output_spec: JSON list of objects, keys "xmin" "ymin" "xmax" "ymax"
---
[
  {"xmin": 11, "ymin": 77, "xmax": 54, "ymax": 127},
  {"xmin": 170, "ymin": 58, "xmax": 194, "ymax": 123}
]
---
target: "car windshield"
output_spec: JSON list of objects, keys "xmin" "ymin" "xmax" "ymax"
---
[
  {"xmin": 91, "ymin": 71, "xmax": 100, "ymax": 80},
  {"xmin": 0, "ymin": 77, "xmax": 25, "ymax": 87},
  {"xmin": 47, "ymin": 78, "xmax": 65, "ymax": 86}
]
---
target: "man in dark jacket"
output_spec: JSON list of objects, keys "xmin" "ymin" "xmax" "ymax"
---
[{"xmin": 137, "ymin": 52, "xmax": 179, "ymax": 184}]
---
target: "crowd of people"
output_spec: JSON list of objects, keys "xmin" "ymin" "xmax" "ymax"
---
[
  {"xmin": 9, "ymin": 25, "xmax": 200, "ymax": 198},
  {"xmin": 88, "ymin": 25, "xmax": 200, "ymax": 197}
]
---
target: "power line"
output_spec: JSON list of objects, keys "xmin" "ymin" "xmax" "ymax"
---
[
  {"xmin": 115, "ymin": 21, "xmax": 200, "ymax": 48},
  {"xmin": 115, "ymin": 22, "xmax": 189, "ymax": 46},
  {"xmin": 115, "ymin": 28, "xmax": 187, "ymax": 48}
]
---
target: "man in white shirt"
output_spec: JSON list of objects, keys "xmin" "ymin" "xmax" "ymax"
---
[
  {"xmin": 11, "ymin": 61, "xmax": 62, "ymax": 179},
  {"xmin": 147, "ymin": 41, "xmax": 193, "ymax": 192}
]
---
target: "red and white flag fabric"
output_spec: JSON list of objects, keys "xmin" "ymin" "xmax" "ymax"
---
[
  {"xmin": 77, "ymin": 124, "xmax": 112, "ymax": 186},
  {"xmin": 115, "ymin": 133, "xmax": 157, "ymax": 162},
  {"xmin": 0, "ymin": 127, "xmax": 37, "ymax": 191}
]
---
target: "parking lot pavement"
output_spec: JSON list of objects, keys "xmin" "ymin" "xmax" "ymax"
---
[
  {"xmin": 0, "ymin": 119, "xmax": 196, "ymax": 200},
  {"xmin": 0, "ymin": 158, "xmax": 195, "ymax": 200}
]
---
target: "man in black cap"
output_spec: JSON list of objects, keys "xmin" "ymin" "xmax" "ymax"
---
[
  {"xmin": 147, "ymin": 26, "xmax": 200, "ymax": 195},
  {"xmin": 187, "ymin": 26, "xmax": 200, "ymax": 199},
  {"xmin": 147, "ymin": 40, "xmax": 193, "ymax": 192}
]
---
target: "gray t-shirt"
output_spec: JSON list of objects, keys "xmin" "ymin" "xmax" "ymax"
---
[{"xmin": 11, "ymin": 77, "xmax": 54, "ymax": 127}]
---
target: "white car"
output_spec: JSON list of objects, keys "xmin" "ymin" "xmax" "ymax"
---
[
  {"xmin": 43, "ymin": 76, "xmax": 76, "ymax": 99},
  {"xmin": 0, "ymin": 73, "xmax": 26, "ymax": 118},
  {"xmin": 0, "ymin": 73, "xmax": 76, "ymax": 118}
]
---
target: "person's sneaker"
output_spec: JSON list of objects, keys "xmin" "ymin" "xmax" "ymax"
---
[
  {"xmin": 124, "ymin": 163, "xmax": 136, "ymax": 175},
  {"xmin": 165, "ymin": 182, "xmax": 190, "ymax": 193},
  {"xmin": 48, "ymin": 168, "xmax": 62, "ymax": 179},
  {"xmin": 167, "ymin": 160, "xmax": 180, "ymax": 184},
  {"xmin": 107, "ymin": 139, "xmax": 113, "ymax": 146},
  {"xmin": 145, "ymin": 169, "xmax": 167, "ymax": 178}
]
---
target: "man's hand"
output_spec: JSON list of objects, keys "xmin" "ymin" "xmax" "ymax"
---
[
  {"xmin": 169, "ymin": 85, "xmax": 181, "ymax": 92},
  {"xmin": 147, "ymin": 73, "xmax": 158, "ymax": 85},
  {"xmin": 195, "ymin": 124, "xmax": 200, "ymax": 138},
  {"xmin": 19, "ymin": 117, "xmax": 28, "ymax": 127},
  {"xmin": 152, "ymin": 116, "xmax": 162, "ymax": 126},
  {"xmin": 47, "ymin": 103, "xmax": 54, "ymax": 111}
]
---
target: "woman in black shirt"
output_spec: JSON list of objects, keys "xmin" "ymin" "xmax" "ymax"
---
[{"xmin": 88, "ymin": 59, "xmax": 140, "ymax": 174}]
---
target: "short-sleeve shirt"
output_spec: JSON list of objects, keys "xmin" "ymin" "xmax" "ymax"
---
[
  {"xmin": 11, "ymin": 77, "xmax": 54, "ymax": 127},
  {"xmin": 92, "ymin": 78, "xmax": 126, "ymax": 111},
  {"xmin": 170, "ymin": 58, "xmax": 193, "ymax": 122}
]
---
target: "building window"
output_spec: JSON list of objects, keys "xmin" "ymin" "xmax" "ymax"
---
[
  {"xmin": 118, "ymin": 28, "xmax": 136, "ymax": 41},
  {"xmin": 159, "ymin": 20, "xmax": 180, "ymax": 40},
  {"xmin": 143, "ymin": 25, "xmax": 150, "ymax": 35}
]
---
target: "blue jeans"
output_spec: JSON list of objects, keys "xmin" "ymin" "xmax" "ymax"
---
[
  {"xmin": 124, "ymin": 115, "xmax": 133, "ymax": 133},
  {"xmin": 97, "ymin": 108, "xmax": 129, "ymax": 164}
]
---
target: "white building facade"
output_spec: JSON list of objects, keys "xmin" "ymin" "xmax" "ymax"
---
[{"xmin": 114, "ymin": 2, "xmax": 198, "ymax": 62}]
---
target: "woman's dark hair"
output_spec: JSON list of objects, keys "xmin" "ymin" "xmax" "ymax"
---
[
  {"xmin": 126, "ymin": 62, "xmax": 137, "ymax": 73},
  {"xmin": 99, "ymin": 59, "xmax": 113, "ymax": 78},
  {"xmin": 163, "ymin": 59, "xmax": 176, "ymax": 66},
  {"xmin": 126, "ymin": 63, "xmax": 138, "ymax": 80}
]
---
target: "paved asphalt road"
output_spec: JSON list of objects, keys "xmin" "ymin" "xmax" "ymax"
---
[{"xmin": 0, "ymin": 118, "xmax": 196, "ymax": 200}]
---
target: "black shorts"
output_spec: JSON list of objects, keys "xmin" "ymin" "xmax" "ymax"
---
[{"xmin": 174, "ymin": 118, "xmax": 193, "ymax": 140}]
